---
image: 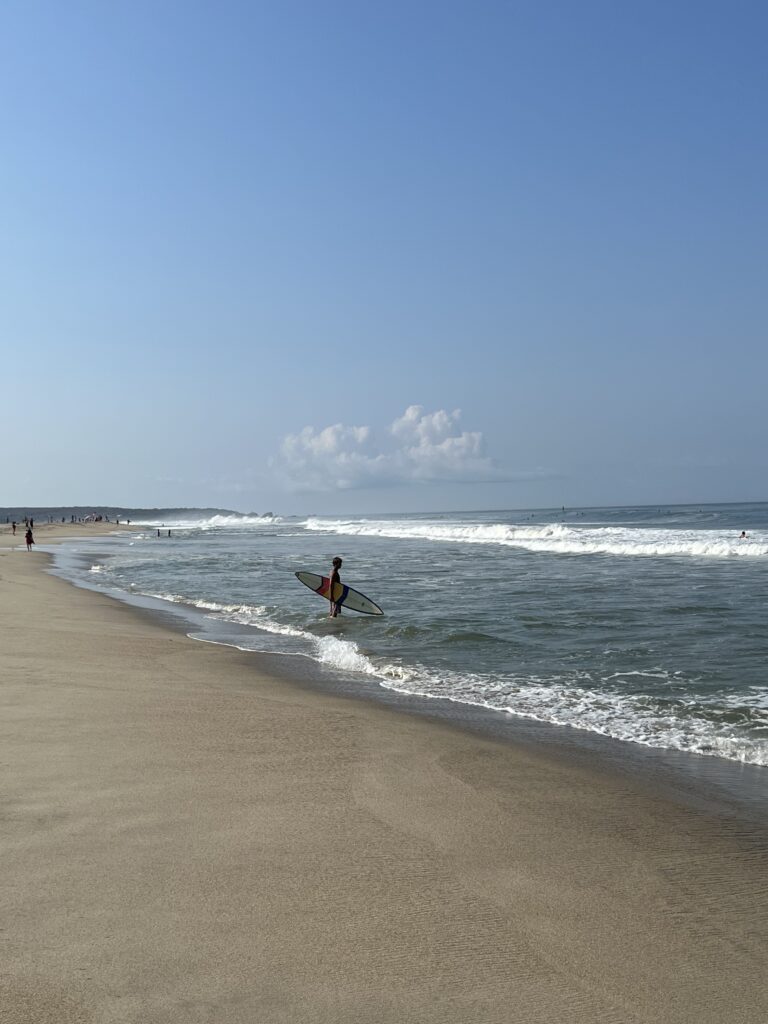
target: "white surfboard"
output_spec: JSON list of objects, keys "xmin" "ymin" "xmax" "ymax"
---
[{"xmin": 295, "ymin": 571, "xmax": 384, "ymax": 615}]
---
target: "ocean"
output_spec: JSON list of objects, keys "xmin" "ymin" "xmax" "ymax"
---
[{"xmin": 48, "ymin": 502, "xmax": 768, "ymax": 768}]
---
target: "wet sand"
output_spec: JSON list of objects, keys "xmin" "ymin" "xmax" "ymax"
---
[{"xmin": 2, "ymin": 524, "xmax": 767, "ymax": 1023}]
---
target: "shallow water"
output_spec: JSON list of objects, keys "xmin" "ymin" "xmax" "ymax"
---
[{"xmin": 54, "ymin": 502, "xmax": 768, "ymax": 766}]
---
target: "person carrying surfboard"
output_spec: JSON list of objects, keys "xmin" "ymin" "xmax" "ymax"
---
[
  {"xmin": 328, "ymin": 556, "xmax": 343, "ymax": 617},
  {"xmin": 295, "ymin": 567, "xmax": 383, "ymax": 616}
]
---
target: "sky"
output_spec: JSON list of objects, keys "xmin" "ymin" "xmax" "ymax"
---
[{"xmin": 1, "ymin": 0, "xmax": 766, "ymax": 514}]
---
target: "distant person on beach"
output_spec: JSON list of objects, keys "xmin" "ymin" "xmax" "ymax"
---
[
  {"xmin": 11, "ymin": 521, "xmax": 16, "ymax": 535},
  {"xmin": 328, "ymin": 556, "xmax": 343, "ymax": 617},
  {"xmin": 739, "ymin": 531, "xmax": 748, "ymax": 539},
  {"xmin": 25, "ymin": 528, "xmax": 34, "ymax": 551}
]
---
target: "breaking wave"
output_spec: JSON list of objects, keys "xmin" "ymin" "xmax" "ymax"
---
[
  {"xmin": 302, "ymin": 518, "xmax": 768, "ymax": 559},
  {"xmin": 130, "ymin": 514, "xmax": 282, "ymax": 530},
  {"xmin": 142, "ymin": 590, "xmax": 768, "ymax": 767}
]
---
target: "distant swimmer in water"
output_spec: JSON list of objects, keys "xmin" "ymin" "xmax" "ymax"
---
[
  {"xmin": 739, "ymin": 531, "xmax": 748, "ymax": 539},
  {"xmin": 328, "ymin": 556, "xmax": 343, "ymax": 617}
]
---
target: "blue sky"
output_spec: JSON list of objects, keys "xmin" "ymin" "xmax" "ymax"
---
[{"xmin": 1, "ymin": 1, "xmax": 766, "ymax": 513}]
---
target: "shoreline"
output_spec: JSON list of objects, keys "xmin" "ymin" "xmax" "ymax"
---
[
  {"xmin": 2, "ymin": 526, "xmax": 768, "ymax": 1022},
  {"xmin": 47, "ymin": 528, "xmax": 768, "ymax": 826}
]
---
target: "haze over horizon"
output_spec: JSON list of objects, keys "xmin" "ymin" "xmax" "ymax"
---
[{"xmin": 2, "ymin": 1, "xmax": 766, "ymax": 515}]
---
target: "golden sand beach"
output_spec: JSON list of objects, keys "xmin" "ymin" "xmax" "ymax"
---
[{"xmin": 2, "ymin": 524, "xmax": 767, "ymax": 1023}]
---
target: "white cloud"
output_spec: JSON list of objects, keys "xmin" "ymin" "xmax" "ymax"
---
[{"xmin": 272, "ymin": 405, "xmax": 500, "ymax": 492}]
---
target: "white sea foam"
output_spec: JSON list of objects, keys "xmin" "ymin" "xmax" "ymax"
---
[
  {"xmin": 145, "ymin": 588, "xmax": 404, "ymax": 679},
  {"xmin": 195, "ymin": 514, "xmax": 283, "ymax": 530},
  {"xmin": 112, "ymin": 584, "xmax": 768, "ymax": 767},
  {"xmin": 145, "ymin": 592, "xmax": 245, "ymax": 612},
  {"xmin": 225, "ymin": 608, "xmax": 307, "ymax": 639},
  {"xmin": 306, "ymin": 634, "xmax": 768, "ymax": 765},
  {"xmin": 194, "ymin": 588, "xmax": 768, "ymax": 765},
  {"xmin": 175, "ymin": 593, "xmax": 768, "ymax": 766},
  {"xmin": 302, "ymin": 518, "xmax": 768, "ymax": 559},
  {"xmin": 378, "ymin": 668, "xmax": 768, "ymax": 766},
  {"xmin": 145, "ymin": 593, "xmax": 308, "ymax": 638},
  {"xmin": 130, "ymin": 514, "xmax": 282, "ymax": 530},
  {"xmin": 315, "ymin": 636, "xmax": 381, "ymax": 674},
  {"xmin": 187, "ymin": 614, "xmax": 764, "ymax": 764}
]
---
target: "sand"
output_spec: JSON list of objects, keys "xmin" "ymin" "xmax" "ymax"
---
[{"xmin": 2, "ymin": 524, "xmax": 767, "ymax": 1023}]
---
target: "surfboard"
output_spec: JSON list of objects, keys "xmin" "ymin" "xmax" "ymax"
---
[{"xmin": 295, "ymin": 571, "xmax": 384, "ymax": 615}]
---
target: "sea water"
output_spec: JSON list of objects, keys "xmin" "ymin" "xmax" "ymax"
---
[{"xmin": 52, "ymin": 503, "xmax": 768, "ymax": 767}]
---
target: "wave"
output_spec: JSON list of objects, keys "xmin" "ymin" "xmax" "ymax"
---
[
  {"xmin": 144, "ymin": 590, "xmax": 768, "ymax": 765},
  {"xmin": 130, "ymin": 514, "xmax": 282, "ymax": 530},
  {"xmin": 235, "ymin": 607, "xmax": 768, "ymax": 764},
  {"xmin": 378, "ymin": 668, "xmax": 768, "ymax": 766},
  {"xmin": 302, "ymin": 518, "xmax": 768, "ymax": 559},
  {"xmin": 196, "ymin": 514, "xmax": 283, "ymax": 530},
  {"xmin": 145, "ymin": 592, "xmax": 307, "ymax": 638},
  {"xmin": 84, "ymin": 578, "xmax": 768, "ymax": 767}
]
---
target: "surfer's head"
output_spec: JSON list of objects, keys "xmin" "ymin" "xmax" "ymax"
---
[{"xmin": 332, "ymin": 556, "xmax": 342, "ymax": 568}]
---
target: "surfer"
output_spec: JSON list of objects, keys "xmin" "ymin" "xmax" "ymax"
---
[{"xmin": 328, "ymin": 556, "xmax": 343, "ymax": 617}]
